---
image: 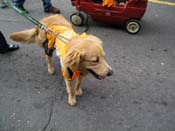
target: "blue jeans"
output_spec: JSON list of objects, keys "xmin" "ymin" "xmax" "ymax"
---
[
  {"xmin": 42, "ymin": 0, "xmax": 52, "ymax": 12},
  {"xmin": 12, "ymin": 0, "xmax": 52, "ymax": 11},
  {"xmin": 12, "ymin": 0, "xmax": 25, "ymax": 7}
]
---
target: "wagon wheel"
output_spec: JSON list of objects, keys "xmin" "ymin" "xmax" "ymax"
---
[
  {"xmin": 70, "ymin": 12, "xmax": 85, "ymax": 26},
  {"xmin": 125, "ymin": 19, "xmax": 141, "ymax": 34}
]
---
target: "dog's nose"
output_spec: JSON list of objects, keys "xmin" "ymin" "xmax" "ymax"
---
[{"xmin": 107, "ymin": 70, "xmax": 113, "ymax": 76}]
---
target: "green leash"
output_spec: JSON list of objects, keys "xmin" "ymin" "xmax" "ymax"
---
[
  {"xmin": 3, "ymin": 0, "xmax": 42, "ymax": 28},
  {"xmin": 3, "ymin": 0, "xmax": 69, "ymax": 43}
]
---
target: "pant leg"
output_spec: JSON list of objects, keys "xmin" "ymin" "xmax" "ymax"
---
[
  {"xmin": 0, "ymin": 31, "xmax": 9, "ymax": 48},
  {"xmin": 12, "ymin": 0, "xmax": 25, "ymax": 6},
  {"xmin": 42, "ymin": 0, "xmax": 52, "ymax": 11}
]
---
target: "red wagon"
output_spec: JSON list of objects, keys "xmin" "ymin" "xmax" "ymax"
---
[{"xmin": 70, "ymin": 0, "xmax": 148, "ymax": 34}]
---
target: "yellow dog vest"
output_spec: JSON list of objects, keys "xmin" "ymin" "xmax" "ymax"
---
[{"xmin": 46, "ymin": 25, "xmax": 86, "ymax": 80}]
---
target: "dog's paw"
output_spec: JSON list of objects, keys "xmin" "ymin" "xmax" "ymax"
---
[
  {"xmin": 68, "ymin": 97, "xmax": 77, "ymax": 106},
  {"xmin": 48, "ymin": 67, "xmax": 55, "ymax": 75},
  {"xmin": 75, "ymin": 89, "xmax": 83, "ymax": 96}
]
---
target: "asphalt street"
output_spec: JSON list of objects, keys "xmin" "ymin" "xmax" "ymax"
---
[{"xmin": 0, "ymin": 0, "xmax": 175, "ymax": 131}]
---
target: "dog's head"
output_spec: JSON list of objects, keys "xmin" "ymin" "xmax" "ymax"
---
[{"xmin": 63, "ymin": 35, "xmax": 113, "ymax": 80}]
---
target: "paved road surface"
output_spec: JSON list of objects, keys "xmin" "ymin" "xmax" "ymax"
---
[{"xmin": 0, "ymin": 0, "xmax": 175, "ymax": 131}]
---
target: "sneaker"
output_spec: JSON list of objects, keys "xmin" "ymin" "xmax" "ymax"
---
[
  {"xmin": 44, "ymin": 6, "xmax": 60, "ymax": 14},
  {"xmin": 0, "ymin": 44, "xmax": 19, "ymax": 54},
  {"xmin": 0, "ymin": 3, "xmax": 7, "ymax": 8},
  {"xmin": 17, "ymin": 5, "xmax": 29, "ymax": 13}
]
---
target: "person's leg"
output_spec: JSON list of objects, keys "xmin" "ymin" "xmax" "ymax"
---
[
  {"xmin": 0, "ymin": 31, "xmax": 9, "ymax": 48},
  {"xmin": 42, "ymin": 0, "xmax": 52, "ymax": 11},
  {"xmin": 42, "ymin": 0, "xmax": 60, "ymax": 14},
  {"xmin": 0, "ymin": 31, "xmax": 19, "ymax": 53},
  {"xmin": 12, "ymin": 0, "xmax": 25, "ymax": 7},
  {"xmin": 12, "ymin": 0, "xmax": 28, "ymax": 13}
]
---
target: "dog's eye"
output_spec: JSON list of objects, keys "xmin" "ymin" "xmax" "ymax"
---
[{"xmin": 92, "ymin": 57, "xmax": 99, "ymax": 63}]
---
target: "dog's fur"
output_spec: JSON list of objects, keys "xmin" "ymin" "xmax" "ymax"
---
[{"xmin": 10, "ymin": 15, "xmax": 113, "ymax": 106}]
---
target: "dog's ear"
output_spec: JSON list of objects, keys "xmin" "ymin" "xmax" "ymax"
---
[
  {"xmin": 10, "ymin": 27, "xmax": 38, "ymax": 44},
  {"xmin": 63, "ymin": 50, "xmax": 84, "ymax": 72}
]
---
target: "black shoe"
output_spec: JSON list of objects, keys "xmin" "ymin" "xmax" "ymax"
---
[
  {"xmin": 0, "ymin": 44, "xmax": 19, "ymax": 54},
  {"xmin": 0, "ymin": 3, "xmax": 7, "ymax": 8},
  {"xmin": 44, "ymin": 7, "xmax": 60, "ymax": 14},
  {"xmin": 17, "ymin": 5, "xmax": 29, "ymax": 13}
]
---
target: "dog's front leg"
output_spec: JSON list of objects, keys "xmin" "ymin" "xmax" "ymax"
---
[
  {"xmin": 64, "ymin": 80, "xmax": 77, "ymax": 106},
  {"xmin": 75, "ymin": 75, "xmax": 83, "ymax": 96},
  {"xmin": 45, "ymin": 55, "xmax": 55, "ymax": 75}
]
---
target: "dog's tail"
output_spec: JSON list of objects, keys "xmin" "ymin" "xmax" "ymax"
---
[{"xmin": 10, "ymin": 27, "xmax": 38, "ymax": 44}]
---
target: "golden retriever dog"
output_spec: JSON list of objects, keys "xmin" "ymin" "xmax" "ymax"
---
[{"xmin": 10, "ymin": 15, "xmax": 113, "ymax": 106}]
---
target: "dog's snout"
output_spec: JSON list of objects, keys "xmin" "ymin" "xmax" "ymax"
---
[{"xmin": 107, "ymin": 70, "xmax": 113, "ymax": 76}]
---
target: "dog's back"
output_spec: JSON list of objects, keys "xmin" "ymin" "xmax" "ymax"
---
[{"xmin": 10, "ymin": 15, "xmax": 72, "ymax": 47}]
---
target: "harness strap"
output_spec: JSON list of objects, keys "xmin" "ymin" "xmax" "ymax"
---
[{"xmin": 43, "ymin": 39, "xmax": 55, "ymax": 57}]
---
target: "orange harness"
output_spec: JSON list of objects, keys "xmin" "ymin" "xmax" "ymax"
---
[{"xmin": 46, "ymin": 25, "xmax": 86, "ymax": 80}]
